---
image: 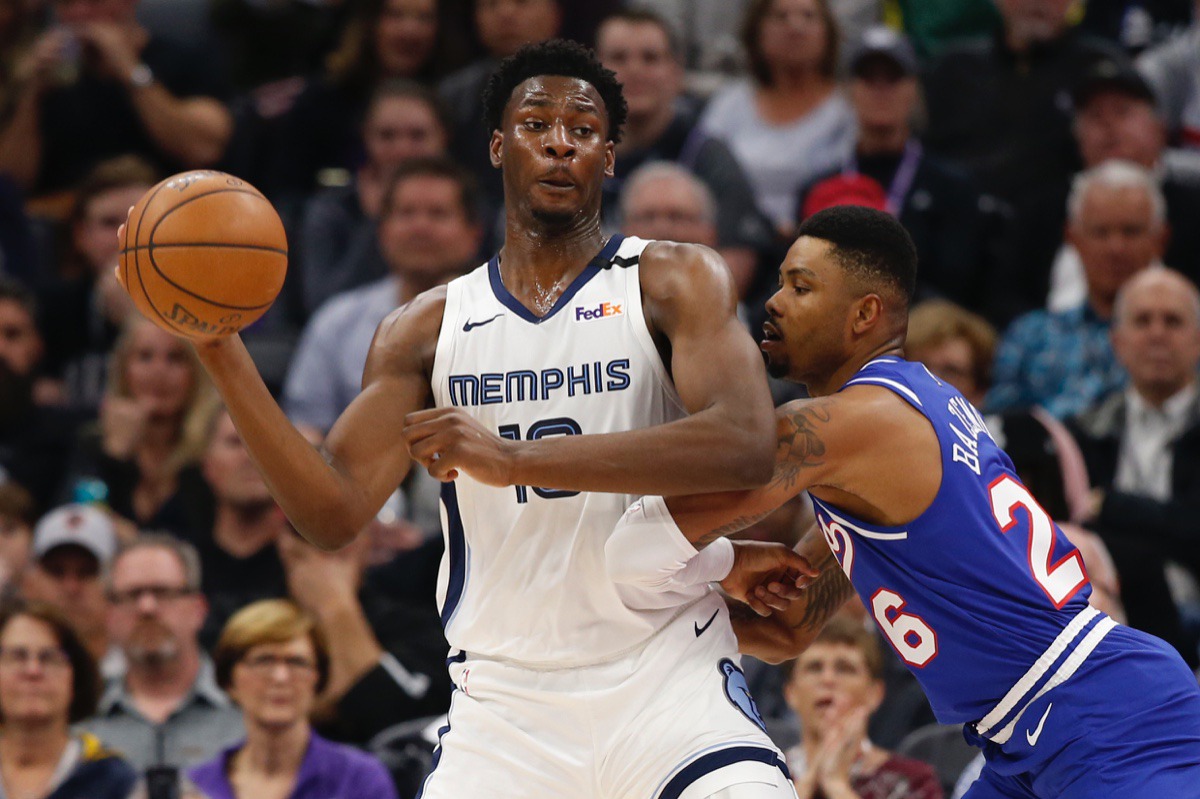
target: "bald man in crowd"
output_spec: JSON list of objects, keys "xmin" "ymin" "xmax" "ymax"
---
[{"xmin": 1069, "ymin": 267, "xmax": 1200, "ymax": 666}]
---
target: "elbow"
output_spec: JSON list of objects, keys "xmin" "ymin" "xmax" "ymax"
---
[{"xmin": 290, "ymin": 505, "xmax": 367, "ymax": 552}]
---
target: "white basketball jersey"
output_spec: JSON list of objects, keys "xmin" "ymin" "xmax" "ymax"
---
[{"xmin": 430, "ymin": 236, "xmax": 705, "ymax": 666}]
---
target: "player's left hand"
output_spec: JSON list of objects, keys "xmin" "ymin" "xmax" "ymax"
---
[
  {"xmin": 402, "ymin": 407, "xmax": 518, "ymax": 485},
  {"xmin": 720, "ymin": 540, "xmax": 817, "ymax": 616}
]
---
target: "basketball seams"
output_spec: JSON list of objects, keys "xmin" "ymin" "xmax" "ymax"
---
[
  {"xmin": 145, "ymin": 187, "xmax": 285, "ymax": 310},
  {"xmin": 120, "ymin": 171, "xmax": 287, "ymax": 338},
  {"xmin": 123, "ymin": 243, "xmax": 288, "ymax": 255}
]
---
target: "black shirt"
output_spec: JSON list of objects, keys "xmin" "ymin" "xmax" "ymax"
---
[{"xmin": 37, "ymin": 34, "xmax": 231, "ymax": 194}]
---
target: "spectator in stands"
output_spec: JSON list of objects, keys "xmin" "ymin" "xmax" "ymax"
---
[
  {"xmin": 191, "ymin": 407, "xmax": 288, "ymax": 649},
  {"xmin": 620, "ymin": 162, "xmax": 718, "ymax": 249},
  {"xmin": 1069, "ymin": 266, "xmax": 1200, "ymax": 665},
  {"xmin": 190, "ymin": 599, "xmax": 398, "ymax": 799},
  {"xmin": 38, "ymin": 156, "xmax": 156, "ymax": 412},
  {"xmin": 20, "ymin": 504, "xmax": 122, "ymax": 679},
  {"xmin": 0, "ymin": 281, "xmax": 79, "ymax": 511},
  {"xmin": 0, "ymin": 601, "xmax": 137, "ymax": 799},
  {"xmin": 798, "ymin": 27, "xmax": 999, "ymax": 313},
  {"xmin": 908, "ymin": 299, "xmax": 1093, "ymax": 522},
  {"xmin": 294, "ymin": 80, "xmax": 450, "ymax": 319},
  {"xmin": 595, "ymin": 8, "xmax": 773, "ymax": 296},
  {"xmin": 265, "ymin": 0, "xmax": 447, "ymax": 199},
  {"xmin": 699, "ymin": 0, "xmax": 853, "ymax": 233},
  {"xmin": 285, "ymin": 157, "xmax": 481, "ymax": 433},
  {"xmin": 0, "ymin": 481, "xmax": 34, "ymax": 596},
  {"xmin": 0, "ymin": 0, "xmax": 233, "ymax": 199},
  {"xmin": 922, "ymin": 0, "xmax": 1125, "ymax": 320},
  {"xmin": 81, "ymin": 536, "xmax": 243, "ymax": 773},
  {"xmin": 1017, "ymin": 58, "xmax": 1200, "ymax": 314},
  {"xmin": 440, "ymin": 0, "xmax": 562, "ymax": 205},
  {"xmin": 277, "ymin": 527, "xmax": 450, "ymax": 745},
  {"xmin": 988, "ymin": 161, "xmax": 1166, "ymax": 419},
  {"xmin": 1137, "ymin": 0, "xmax": 1200, "ymax": 150},
  {"xmin": 64, "ymin": 318, "xmax": 215, "ymax": 534},
  {"xmin": 782, "ymin": 616, "xmax": 943, "ymax": 799}
]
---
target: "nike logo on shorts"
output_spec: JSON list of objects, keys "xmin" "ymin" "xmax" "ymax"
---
[
  {"xmin": 463, "ymin": 314, "xmax": 503, "ymax": 332},
  {"xmin": 695, "ymin": 609, "xmax": 719, "ymax": 637},
  {"xmin": 1026, "ymin": 703, "xmax": 1053, "ymax": 746}
]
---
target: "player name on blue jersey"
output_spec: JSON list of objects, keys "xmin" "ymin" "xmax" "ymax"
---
[{"xmin": 447, "ymin": 359, "xmax": 632, "ymax": 407}]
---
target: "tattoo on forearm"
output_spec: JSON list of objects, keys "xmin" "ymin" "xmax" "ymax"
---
[
  {"xmin": 701, "ymin": 510, "xmax": 775, "ymax": 544},
  {"xmin": 772, "ymin": 400, "xmax": 833, "ymax": 491},
  {"xmin": 795, "ymin": 551, "xmax": 854, "ymax": 633}
]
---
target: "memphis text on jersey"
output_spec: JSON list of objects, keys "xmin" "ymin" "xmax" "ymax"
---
[{"xmin": 447, "ymin": 360, "xmax": 632, "ymax": 407}]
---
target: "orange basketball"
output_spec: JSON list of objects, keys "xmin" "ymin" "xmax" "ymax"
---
[{"xmin": 118, "ymin": 170, "xmax": 288, "ymax": 341}]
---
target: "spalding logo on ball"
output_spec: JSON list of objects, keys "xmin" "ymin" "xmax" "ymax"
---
[{"xmin": 117, "ymin": 170, "xmax": 288, "ymax": 341}]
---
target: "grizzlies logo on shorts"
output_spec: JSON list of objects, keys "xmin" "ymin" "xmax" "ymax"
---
[{"xmin": 719, "ymin": 659, "xmax": 766, "ymax": 731}]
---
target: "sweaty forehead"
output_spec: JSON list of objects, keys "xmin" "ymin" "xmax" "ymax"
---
[{"xmin": 509, "ymin": 76, "xmax": 606, "ymax": 117}]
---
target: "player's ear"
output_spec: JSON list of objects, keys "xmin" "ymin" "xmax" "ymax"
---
[
  {"xmin": 852, "ymin": 294, "xmax": 884, "ymax": 334},
  {"xmin": 489, "ymin": 131, "xmax": 504, "ymax": 169},
  {"xmin": 604, "ymin": 140, "xmax": 615, "ymax": 178}
]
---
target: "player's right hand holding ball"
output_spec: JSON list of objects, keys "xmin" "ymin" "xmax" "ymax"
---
[{"xmin": 116, "ymin": 170, "xmax": 288, "ymax": 342}]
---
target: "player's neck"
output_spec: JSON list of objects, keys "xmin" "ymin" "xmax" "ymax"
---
[
  {"xmin": 808, "ymin": 341, "xmax": 905, "ymax": 397},
  {"xmin": 499, "ymin": 216, "xmax": 607, "ymax": 305}
]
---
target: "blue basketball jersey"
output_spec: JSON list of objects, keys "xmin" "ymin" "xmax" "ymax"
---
[{"xmin": 810, "ymin": 357, "xmax": 1101, "ymax": 731}]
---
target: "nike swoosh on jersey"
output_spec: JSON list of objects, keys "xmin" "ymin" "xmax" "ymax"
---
[
  {"xmin": 1025, "ymin": 702, "xmax": 1053, "ymax": 746},
  {"xmin": 463, "ymin": 314, "xmax": 503, "ymax": 332},
  {"xmin": 695, "ymin": 609, "xmax": 720, "ymax": 637}
]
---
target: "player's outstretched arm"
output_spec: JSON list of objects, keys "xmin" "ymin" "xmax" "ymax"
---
[
  {"xmin": 192, "ymin": 291, "xmax": 442, "ymax": 550},
  {"xmin": 403, "ymin": 242, "xmax": 776, "ymax": 495}
]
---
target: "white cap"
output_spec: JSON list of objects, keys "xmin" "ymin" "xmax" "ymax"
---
[{"xmin": 32, "ymin": 504, "xmax": 118, "ymax": 566}]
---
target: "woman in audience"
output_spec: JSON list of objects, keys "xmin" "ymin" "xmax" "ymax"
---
[
  {"xmin": 699, "ymin": 0, "xmax": 854, "ymax": 234},
  {"xmin": 189, "ymin": 599, "xmax": 397, "ymax": 799},
  {"xmin": 0, "ymin": 601, "xmax": 137, "ymax": 799},
  {"xmin": 63, "ymin": 317, "xmax": 216, "ymax": 534},
  {"xmin": 783, "ymin": 616, "xmax": 943, "ymax": 799},
  {"xmin": 293, "ymin": 79, "xmax": 449, "ymax": 317}
]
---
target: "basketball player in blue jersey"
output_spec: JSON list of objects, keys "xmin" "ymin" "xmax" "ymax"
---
[
  {"xmin": 605, "ymin": 205, "xmax": 1200, "ymax": 798},
  {"xmin": 118, "ymin": 40, "xmax": 816, "ymax": 799}
]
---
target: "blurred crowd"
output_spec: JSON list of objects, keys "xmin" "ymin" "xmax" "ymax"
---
[{"xmin": 1, "ymin": 0, "xmax": 1200, "ymax": 797}]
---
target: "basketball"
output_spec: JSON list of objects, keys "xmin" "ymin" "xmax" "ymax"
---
[{"xmin": 118, "ymin": 170, "xmax": 288, "ymax": 341}]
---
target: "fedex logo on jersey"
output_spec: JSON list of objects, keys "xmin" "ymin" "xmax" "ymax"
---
[{"xmin": 575, "ymin": 302, "xmax": 623, "ymax": 321}]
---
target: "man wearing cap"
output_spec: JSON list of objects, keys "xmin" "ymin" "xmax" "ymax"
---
[
  {"xmin": 1036, "ymin": 58, "xmax": 1200, "ymax": 311},
  {"xmin": 21, "ymin": 503, "xmax": 125, "ymax": 679},
  {"xmin": 797, "ymin": 27, "xmax": 1003, "ymax": 316},
  {"xmin": 923, "ymin": 0, "xmax": 1126, "ymax": 324}
]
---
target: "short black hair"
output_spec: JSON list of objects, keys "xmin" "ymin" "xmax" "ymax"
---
[
  {"xmin": 796, "ymin": 206, "xmax": 917, "ymax": 305},
  {"xmin": 482, "ymin": 39, "xmax": 628, "ymax": 144}
]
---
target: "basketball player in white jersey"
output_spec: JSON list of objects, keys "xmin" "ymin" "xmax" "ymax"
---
[{"xmin": 119, "ymin": 40, "xmax": 809, "ymax": 799}]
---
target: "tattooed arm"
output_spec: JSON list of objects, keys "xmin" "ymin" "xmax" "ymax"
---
[
  {"xmin": 667, "ymin": 397, "xmax": 838, "ymax": 546},
  {"xmin": 725, "ymin": 525, "xmax": 855, "ymax": 663}
]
